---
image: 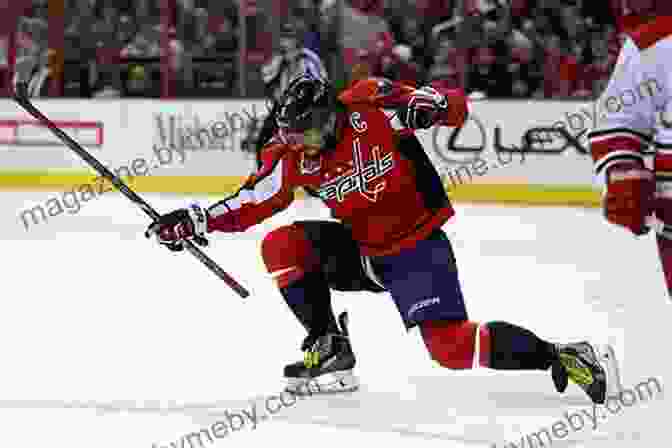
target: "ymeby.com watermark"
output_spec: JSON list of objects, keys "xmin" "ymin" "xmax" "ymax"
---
[
  {"xmin": 492, "ymin": 376, "xmax": 663, "ymax": 448},
  {"xmin": 152, "ymin": 381, "xmax": 322, "ymax": 448},
  {"xmin": 16, "ymin": 143, "xmax": 190, "ymax": 231},
  {"xmin": 16, "ymin": 102, "xmax": 269, "ymax": 231},
  {"xmin": 552, "ymin": 77, "xmax": 662, "ymax": 142}
]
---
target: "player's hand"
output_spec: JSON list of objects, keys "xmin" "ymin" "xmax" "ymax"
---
[
  {"xmin": 604, "ymin": 162, "xmax": 655, "ymax": 235},
  {"xmin": 403, "ymin": 86, "xmax": 446, "ymax": 129},
  {"xmin": 435, "ymin": 88, "xmax": 469, "ymax": 128},
  {"xmin": 145, "ymin": 204, "xmax": 209, "ymax": 252},
  {"xmin": 403, "ymin": 86, "xmax": 468, "ymax": 129}
]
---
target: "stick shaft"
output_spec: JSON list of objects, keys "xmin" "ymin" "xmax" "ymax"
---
[{"xmin": 12, "ymin": 84, "xmax": 249, "ymax": 298}]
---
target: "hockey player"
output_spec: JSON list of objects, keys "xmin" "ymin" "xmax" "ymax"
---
[
  {"xmin": 146, "ymin": 73, "xmax": 620, "ymax": 404},
  {"xmin": 587, "ymin": 7, "xmax": 672, "ymax": 295}
]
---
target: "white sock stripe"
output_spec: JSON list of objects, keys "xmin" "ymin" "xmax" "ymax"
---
[{"xmin": 269, "ymin": 266, "xmax": 299, "ymax": 278}]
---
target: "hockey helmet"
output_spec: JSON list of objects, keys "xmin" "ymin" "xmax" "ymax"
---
[
  {"xmin": 277, "ymin": 74, "xmax": 331, "ymax": 129},
  {"xmin": 276, "ymin": 73, "xmax": 335, "ymax": 149},
  {"xmin": 279, "ymin": 22, "xmax": 302, "ymax": 56}
]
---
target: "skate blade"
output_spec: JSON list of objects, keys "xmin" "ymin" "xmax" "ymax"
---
[
  {"xmin": 285, "ymin": 370, "xmax": 359, "ymax": 395},
  {"xmin": 596, "ymin": 344, "xmax": 623, "ymax": 399}
]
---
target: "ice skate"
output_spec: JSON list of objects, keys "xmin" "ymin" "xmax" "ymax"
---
[
  {"xmin": 284, "ymin": 312, "xmax": 359, "ymax": 395},
  {"xmin": 551, "ymin": 342, "xmax": 622, "ymax": 404}
]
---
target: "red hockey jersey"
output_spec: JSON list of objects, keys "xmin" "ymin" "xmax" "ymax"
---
[{"xmin": 206, "ymin": 78, "xmax": 469, "ymax": 256}]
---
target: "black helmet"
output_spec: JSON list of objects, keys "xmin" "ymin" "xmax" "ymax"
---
[
  {"xmin": 276, "ymin": 73, "xmax": 332, "ymax": 133},
  {"xmin": 279, "ymin": 21, "xmax": 300, "ymax": 39}
]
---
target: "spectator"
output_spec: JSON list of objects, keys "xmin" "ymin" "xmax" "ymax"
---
[
  {"xmin": 211, "ymin": 15, "xmax": 237, "ymax": 54},
  {"xmin": 183, "ymin": 8, "xmax": 235, "ymax": 95},
  {"xmin": 427, "ymin": 36, "xmax": 462, "ymax": 89},
  {"xmin": 64, "ymin": 13, "xmax": 93, "ymax": 96},
  {"xmin": 416, "ymin": 0, "xmax": 456, "ymax": 25},
  {"xmin": 505, "ymin": 43, "xmax": 538, "ymax": 97},
  {"xmin": 125, "ymin": 63, "xmax": 148, "ymax": 96},
  {"xmin": 320, "ymin": 0, "xmax": 393, "ymax": 69},
  {"xmin": 166, "ymin": 31, "xmax": 188, "ymax": 90},
  {"xmin": 15, "ymin": 47, "xmax": 54, "ymax": 97},
  {"xmin": 12, "ymin": 10, "xmax": 50, "ymax": 96},
  {"xmin": 121, "ymin": 22, "xmax": 161, "ymax": 58},
  {"xmin": 467, "ymin": 46, "xmax": 509, "ymax": 98},
  {"xmin": 540, "ymin": 33, "xmax": 571, "ymax": 98},
  {"xmin": 189, "ymin": 9, "xmax": 217, "ymax": 55},
  {"xmin": 585, "ymin": 25, "xmax": 615, "ymax": 96},
  {"xmin": 373, "ymin": 44, "xmax": 422, "ymax": 85},
  {"xmin": 117, "ymin": 15, "xmax": 138, "ymax": 48},
  {"xmin": 291, "ymin": 0, "xmax": 323, "ymax": 55},
  {"xmin": 255, "ymin": 20, "xmax": 328, "ymax": 165},
  {"xmin": 15, "ymin": 0, "xmax": 632, "ymax": 99},
  {"xmin": 396, "ymin": 17, "xmax": 430, "ymax": 69},
  {"xmin": 260, "ymin": 21, "xmax": 327, "ymax": 104},
  {"xmin": 87, "ymin": 4, "xmax": 129, "ymax": 97}
]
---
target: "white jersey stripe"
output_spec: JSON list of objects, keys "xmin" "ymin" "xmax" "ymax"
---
[
  {"xmin": 588, "ymin": 132, "xmax": 651, "ymax": 145},
  {"xmin": 594, "ymin": 150, "xmax": 645, "ymax": 175},
  {"xmin": 208, "ymin": 159, "xmax": 284, "ymax": 218}
]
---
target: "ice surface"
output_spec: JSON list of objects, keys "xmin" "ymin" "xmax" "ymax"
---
[{"xmin": 0, "ymin": 192, "xmax": 669, "ymax": 447}]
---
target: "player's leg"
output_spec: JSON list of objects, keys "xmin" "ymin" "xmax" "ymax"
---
[
  {"xmin": 654, "ymin": 151, "xmax": 672, "ymax": 296},
  {"xmin": 261, "ymin": 220, "xmax": 384, "ymax": 394},
  {"xmin": 369, "ymin": 228, "xmax": 620, "ymax": 404},
  {"xmin": 420, "ymin": 320, "xmax": 620, "ymax": 403},
  {"xmin": 655, "ymin": 233, "xmax": 672, "ymax": 295},
  {"xmin": 261, "ymin": 221, "xmax": 335, "ymax": 335}
]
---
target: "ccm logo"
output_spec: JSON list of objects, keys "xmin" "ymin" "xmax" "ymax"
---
[{"xmin": 408, "ymin": 297, "xmax": 440, "ymax": 318}]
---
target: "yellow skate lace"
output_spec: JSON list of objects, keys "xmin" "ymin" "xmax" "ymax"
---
[
  {"xmin": 304, "ymin": 350, "xmax": 320, "ymax": 368},
  {"xmin": 559, "ymin": 353, "xmax": 594, "ymax": 386}
]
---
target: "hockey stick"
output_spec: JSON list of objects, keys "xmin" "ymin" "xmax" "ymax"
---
[{"xmin": 12, "ymin": 83, "xmax": 250, "ymax": 298}]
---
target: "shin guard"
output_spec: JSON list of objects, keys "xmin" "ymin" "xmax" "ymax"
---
[{"xmin": 486, "ymin": 321, "xmax": 556, "ymax": 370}]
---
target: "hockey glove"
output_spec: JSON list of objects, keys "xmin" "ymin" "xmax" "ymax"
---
[
  {"xmin": 401, "ymin": 86, "xmax": 468, "ymax": 129},
  {"xmin": 604, "ymin": 162, "xmax": 655, "ymax": 235},
  {"xmin": 145, "ymin": 203, "xmax": 209, "ymax": 252},
  {"xmin": 436, "ymin": 88, "xmax": 469, "ymax": 128},
  {"xmin": 401, "ymin": 86, "xmax": 447, "ymax": 129}
]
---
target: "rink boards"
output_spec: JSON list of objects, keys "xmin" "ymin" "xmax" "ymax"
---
[{"xmin": 0, "ymin": 98, "xmax": 604, "ymax": 206}]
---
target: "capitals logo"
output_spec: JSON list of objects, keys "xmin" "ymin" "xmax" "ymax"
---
[
  {"xmin": 319, "ymin": 138, "xmax": 394, "ymax": 203},
  {"xmin": 350, "ymin": 112, "xmax": 368, "ymax": 133}
]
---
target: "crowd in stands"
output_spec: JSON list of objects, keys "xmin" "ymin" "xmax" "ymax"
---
[
  {"xmin": 350, "ymin": 0, "xmax": 619, "ymax": 99},
  {"xmin": 0, "ymin": 0, "xmax": 621, "ymax": 99}
]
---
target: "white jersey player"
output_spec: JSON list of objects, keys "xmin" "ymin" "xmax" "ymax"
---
[{"xmin": 588, "ymin": 9, "xmax": 672, "ymax": 296}]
